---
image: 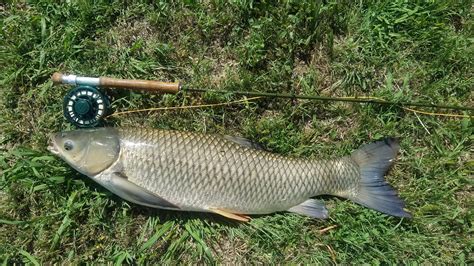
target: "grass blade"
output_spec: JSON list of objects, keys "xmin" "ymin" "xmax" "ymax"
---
[
  {"xmin": 0, "ymin": 219, "xmax": 26, "ymax": 225},
  {"xmin": 18, "ymin": 250, "xmax": 40, "ymax": 266},
  {"xmin": 184, "ymin": 223, "xmax": 213, "ymax": 262},
  {"xmin": 139, "ymin": 221, "xmax": 174, "ymax": 252}
]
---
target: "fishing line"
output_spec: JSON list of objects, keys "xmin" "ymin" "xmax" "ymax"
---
[{"xmin": 106, "ymin": 96, "xmax": 263, "ymax": 118}]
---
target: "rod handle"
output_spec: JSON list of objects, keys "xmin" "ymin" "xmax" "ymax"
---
[
  {"xmin": 51, "ymin": 72, "xmax": 180, "ymax": 93},
  {"xmin": 99, "ymin": 77, "xmax": 180, "ymax": 93}
]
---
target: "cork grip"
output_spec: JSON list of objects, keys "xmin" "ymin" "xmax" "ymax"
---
[
  {"xmin": 100, "ymin": 77, "xmax": 180, "ymax": 93},
  {"xmin": 51, "ymin": 72, "xmax": 63, "ymax": 84},
  {"xmin": 51, "ymin": 72, "xmax": 180, "ymax": 93}
]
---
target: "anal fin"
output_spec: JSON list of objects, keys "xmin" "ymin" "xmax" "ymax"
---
[
  {"xmin": 288, "ymin": 199, "xmax": 329, "ymax": 219},
  {"xmin": 209, "ymin": 208, "xmax": 251, "ymax": 222}
]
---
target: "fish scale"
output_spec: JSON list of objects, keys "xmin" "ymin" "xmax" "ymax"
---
[{"xmin": 117, "ymin": 128, "xmax": 345, "ymax": 214}]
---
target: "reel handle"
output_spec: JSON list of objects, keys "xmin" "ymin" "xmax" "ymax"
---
[{"xmin": 52, "ymin": 72, "xmax": 180, "ymax": 93}]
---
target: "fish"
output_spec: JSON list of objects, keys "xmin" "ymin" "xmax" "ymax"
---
[{"xmin": 47, "ymin": 127, "xmax": 411, "ymax": 221}]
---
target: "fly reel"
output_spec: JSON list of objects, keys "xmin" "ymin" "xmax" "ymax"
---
[
  {"xmin": 52, "ymin": 72, "xmax": 181, "ymax": 128},
  {"xmin": 63, "ymin": 86, "xmax": 110, "ymax": 127}
]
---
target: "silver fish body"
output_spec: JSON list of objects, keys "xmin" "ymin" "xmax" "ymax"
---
[{"xmin": 48, "ymin": 127, "xmax": 410, "ymax": 220}]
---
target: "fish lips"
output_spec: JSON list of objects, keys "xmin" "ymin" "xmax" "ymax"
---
[{"xmin": 47, "ymin": 134, "xmax": 60, "ymax": 155}]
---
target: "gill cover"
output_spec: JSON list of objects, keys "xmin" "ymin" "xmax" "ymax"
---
[{"xmin": 50, "ymin": 127, "xmax": 120, "ymax": 176}]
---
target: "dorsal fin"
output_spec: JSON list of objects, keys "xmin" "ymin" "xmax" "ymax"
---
[{"xmin": 223, "ymin": 135, "xmax": 264, "ymax": 150}]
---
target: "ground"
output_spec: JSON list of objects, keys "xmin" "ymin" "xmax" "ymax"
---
[{"xmin": 1, "ymin": 1, "xmax": 472, "ymax": 264}]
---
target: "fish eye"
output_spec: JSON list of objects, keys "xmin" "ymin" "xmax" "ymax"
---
[{"xmin": 64, "ymin": 140, "xmax": 74, "ymax": 151}]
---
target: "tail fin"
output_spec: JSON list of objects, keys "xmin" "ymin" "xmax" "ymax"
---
[{"xmin": 348, "ymin": 138, "xmax": 411, "ymax": 218}]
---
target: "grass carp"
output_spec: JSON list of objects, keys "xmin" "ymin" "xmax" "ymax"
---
[{"xmin": 48, "ymin": 127, "xmax": 411, "ymax": 221}]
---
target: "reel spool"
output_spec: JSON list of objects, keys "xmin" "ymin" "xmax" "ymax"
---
[{"xmin": 63, "ymin": 86, "xmax": 110, "ymax": 127}]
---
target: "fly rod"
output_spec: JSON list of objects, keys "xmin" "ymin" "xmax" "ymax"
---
[{"xmin": 51, "ymin": 73, "xmax": 473, "ymax": 127}]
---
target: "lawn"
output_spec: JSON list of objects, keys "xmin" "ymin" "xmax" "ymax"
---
[{"xmin": 1, "ymin": 1, "xmax": 472, "ymax": 264}]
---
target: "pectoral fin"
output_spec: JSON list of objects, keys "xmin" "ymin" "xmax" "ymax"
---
[
  {"xmin": 107, "ymin": 172, "xmax": 180, "ymax": 210},
  {"xmin": 288, "ymin": 199, "xmax": 329, "ymax": 219},
  {"xmin": 209, "ymin": 208, "xmax": 251, "ymax": 222}
]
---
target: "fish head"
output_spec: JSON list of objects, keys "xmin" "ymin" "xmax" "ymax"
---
[{"xmin": 48, "ymin": 128, "xmax": 120, "ymax": 176}]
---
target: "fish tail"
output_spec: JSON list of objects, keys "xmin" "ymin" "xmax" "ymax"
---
[{"xmin": 344, "ymin": 138, "xmax": 411, "ymax": 218}]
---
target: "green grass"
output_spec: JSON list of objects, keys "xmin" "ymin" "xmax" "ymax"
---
[{"xmin": 1, "ymin": 1, "xmax": 472, "ymax": 264}]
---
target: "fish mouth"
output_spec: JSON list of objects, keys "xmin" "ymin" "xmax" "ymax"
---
[{"xmin": 47, "ymin": 134, "xmax": 59, "ymax": 155}]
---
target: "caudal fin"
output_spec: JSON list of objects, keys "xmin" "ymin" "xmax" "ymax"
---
[{"xmin": 348, "ymin": 138, "xmax": 411, "ymax": 218}]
